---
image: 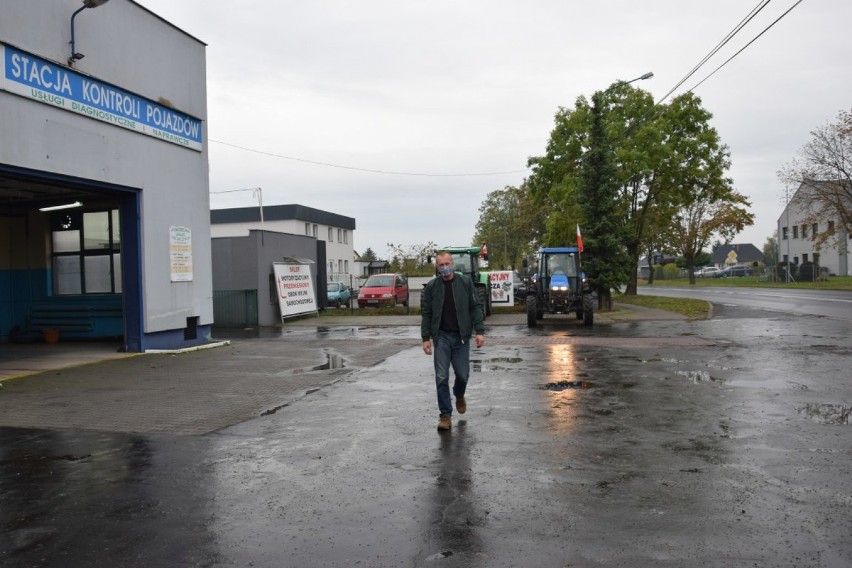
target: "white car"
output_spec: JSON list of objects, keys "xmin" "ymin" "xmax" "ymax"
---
[{"xmin": 695, "ymin": 266, "xmax": 720, "ymax": 278}]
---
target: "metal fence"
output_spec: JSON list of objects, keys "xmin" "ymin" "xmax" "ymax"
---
[{"xmin": 213, "ymin": 289, "xmax": 258, "ymax": 326}]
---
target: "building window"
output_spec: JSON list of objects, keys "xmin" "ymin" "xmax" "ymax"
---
[
  {"xmin": 329, "ymin": 261, "xmax": 334, "ymax": 274},
  {"xmin": 801, "ymin": 224, "xmax": 808, "ymax": 238},
  {"xmin": 782, "ymin": 227, "xmax": 788, "ymax": 240},
  {"xmin": 812, "ymin": 223, "xmax": 818, "ymax": 238},
  {"xmin": 793, "ymin": 225, "xmax": 799, "ymax": 239},
  {"xmin": 305, "ymin": 223, "xmax": 311, "ymax": 236},
  {"xmin": 51, "ymin": 209, "xmax": 121, "ymax": 295},
  {"xmin": 343, "ymin": 230, "xmax": 349, "ymax": 244},
  {"xmin": 828, "ymin": 220, "xmax": 835, "ymax": 233},
  {"xmin": 337, "ymin": 228, "xmax": 342, "ymax": 242},
  {"xmin": 328, "ymin": 227, "xmax": 333, "ymax": 241},
  {"xmin": 344, "ymin": 260, "xmax": 349, "ymax": 273},
  {"xmin": 782, "ymin": 254, "xmax": 788, "ymax": 263},
  {"xmin": 312, "ymin": 224, "xmax": 318, "ymax": 237},
  {"xmin": 337, "ymin": 259, "xmax": 343, "ymax": 273},
  {"xmin": 803, "ymin": 253, "xmax": 809, "ymax": 263}
]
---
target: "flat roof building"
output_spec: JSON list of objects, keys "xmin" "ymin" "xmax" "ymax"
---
[{"xmin": 1, "ymin": 1, "xmax": 212, "ymax": 351}]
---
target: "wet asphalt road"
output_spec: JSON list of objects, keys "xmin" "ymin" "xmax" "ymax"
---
[{"xmin": 1, "ymin": 308, "xmax": 850, "ymax": 567}]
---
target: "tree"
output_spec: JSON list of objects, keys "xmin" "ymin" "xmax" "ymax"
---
[
  {"xmin": 579, "ymin": 91, "xmax": 630, "ymax": 309},
  {"xmin": 359, "ymin": 247, "xmax": 378, "ymax": 261},
  {"xmin": 662, "ymin": 191, "xmax": 753, "ymax": 284},
  {"xmin": 762, "ymin": 236, "xmax": 778, "ymax": 269},
  {"xmin": 385, "ymin": 242, "xmax": 436, "ymax": 274},
  {"xmin": 473, "ymin": 183, "xmax": 545, "ymax": 270},
  {"xmin": 779, "ymin": 109, "xmax": 852, "ymax": 250},
  {"xmin": 527, "ymin": 85, "xmax": 740, "ymax": 301}
]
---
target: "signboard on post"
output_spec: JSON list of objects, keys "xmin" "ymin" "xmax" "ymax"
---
[
  {"xmin": 488, "ymin": 270, "xmax": 514, "ymax": 305},
  {"xmin": 273, "ymin": 262, "xmax": 317, "ymax": 320}
]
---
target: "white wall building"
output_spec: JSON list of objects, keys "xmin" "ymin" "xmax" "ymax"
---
[
  {"xmin": 776, "ymin": 181, "xmax": 850, "ymax": 276},
  {"xmin": 210, "ymin": 204, "xmax": 357, "ymax": 279},
  {"xmin": 1, "ymin": 1, "xmax": 213, "ymax": 350}
]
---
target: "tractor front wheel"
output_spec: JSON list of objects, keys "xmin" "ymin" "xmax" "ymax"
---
[{"xmin": 526, "ymin": 294, "xmax": 538, "ymax": 327}]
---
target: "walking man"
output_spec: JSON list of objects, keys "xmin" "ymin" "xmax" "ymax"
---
[{"xmin": 421, "ymin": 251, "xmax": 486, "ymax": 431}]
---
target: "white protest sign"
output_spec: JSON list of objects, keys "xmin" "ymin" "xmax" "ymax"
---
[
  {"xmin": 273, "ymin": 262, "xmax": 317, "ymax": 319},
  {"xmin": 488, "ymin": 271, "xmax": 514, "ymax": 305}
]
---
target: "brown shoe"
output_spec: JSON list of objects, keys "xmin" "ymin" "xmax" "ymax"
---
[
  {"xmin": 456, "ymin": 396, "xmax": 466, "ymax": 414},
  {"xmin": 437, "ymin": 415, "xmax": 451, "ymax": 431}
]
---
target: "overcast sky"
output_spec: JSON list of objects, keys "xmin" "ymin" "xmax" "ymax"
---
[{"xmin": 140, "ymin": 0, "xmax": 851, "ymax": 260}]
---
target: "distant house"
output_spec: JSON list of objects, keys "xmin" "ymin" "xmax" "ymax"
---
[
  {"xmin": 776, "ymin": 181, "xmax": 851, "ymax": 276},
  {"xmin": 712, "ymin": 243, "xmax": 765, "ymax": 269},
  {"xmin": 211, "ymin": 204, "xmax": 357, "ymax": 279},
  {"xmin": 353, "ymin": 259, "xmax": 390, "ymax": 277},
  {"xmin": 637, "ymin": 252, "xmax": 677, "ymax": 278}
]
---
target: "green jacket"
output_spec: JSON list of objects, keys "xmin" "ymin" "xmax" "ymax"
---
[{"xmin": 421, "ymin": 273, "xmax": 485, "ymax": 341}]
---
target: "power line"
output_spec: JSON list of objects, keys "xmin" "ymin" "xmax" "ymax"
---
[
  {"xmin": 686, "ymin": 0, "xmax": 804, "ymax": 94},
  {"xmin": 656, "ymin": 0, "xmax": 774, "ymax": 105},
  {"xmin": 209, "ymin": 139, "xmax": 528, "ymax": 177}
]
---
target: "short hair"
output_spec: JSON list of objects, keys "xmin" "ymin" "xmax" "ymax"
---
[{"xmin": 434, "ymin": 251, "xmax": 453, "ymax": 261}]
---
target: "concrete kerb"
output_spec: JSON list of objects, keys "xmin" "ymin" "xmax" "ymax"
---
[
  {"xmin": 284, "ymin": 302, "xmax": 688, "ymax": 328},
  {"xmin": 145, "ymin": 340, "xmax": 232, "ymax": 354}
]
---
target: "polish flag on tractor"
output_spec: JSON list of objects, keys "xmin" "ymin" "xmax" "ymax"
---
[{"xmin": 576, "ymin": 225, "xmax": 584, "ymax": 253}]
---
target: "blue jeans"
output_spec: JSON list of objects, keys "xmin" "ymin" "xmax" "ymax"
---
[{"xmin": 433, "ymin": 331, "xmax": 470, "ymax": 417}]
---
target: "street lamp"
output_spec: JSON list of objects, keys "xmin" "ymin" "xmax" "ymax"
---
[
  {"xmin": 68, "ymin": 0, "xmax": 111, "ymax": 67},
  {"xmin": 602, "ymin": 71, "xmax": 654, "ymax": 95}
]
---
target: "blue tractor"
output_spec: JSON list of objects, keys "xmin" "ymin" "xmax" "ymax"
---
[{"xmin": 524, "ymin": 247, "xmax": 594, "ymax": 327}]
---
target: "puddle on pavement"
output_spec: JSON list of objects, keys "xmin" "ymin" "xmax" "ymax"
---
[
  {"xmin": 283, "ymin": 353, "xmax": 345, "ymax": 375},
  {"xmin": 316, "ymin": 326, "xmax": 360, "ymax": 335},
  {"xmin": 472, "ymin": 357, "xmax": 525, "ymax": 373},
  {"xmin": 675, "ymin": 370, "xmax": 725, "ymax": 384},
  {"xmin": 797, "ymin": 403, "xmax": 850, "ymax": 425},
  {"xmin": 543, "ymin": 380, "xmax": 593, "ymax": 391}
]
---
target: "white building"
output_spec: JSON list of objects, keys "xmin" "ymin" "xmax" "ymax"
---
[
  {"xmin": 210, "ymin": 204, "xmax": 356, "ymax": 279},
  {"xmin": 1, "ymin": 1, "xmax": 213, "ymax": 350},
  {"xmin": 776, "ymin": 181, "xmax": 851, "ymax": 276}
]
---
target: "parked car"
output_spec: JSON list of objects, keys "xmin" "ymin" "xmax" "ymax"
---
[
  {"xmin": 694, "ymin": 266, "xmax": 720, "ymax": 278},
  {"xmin": 357, "ymin": 273, "xmax": 409, "ymax": 308},
  {"xmin": 714, "ymin": 265, "xmax": 753, "ymax": 278},
  {"xmin": 326, "ymin": 281, "xmax": 351, "ymax": 308}
]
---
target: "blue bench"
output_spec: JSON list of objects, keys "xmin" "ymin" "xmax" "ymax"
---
[{"xmin": 26, "ymin": 301, "xmax": 123, "ymax": 336}]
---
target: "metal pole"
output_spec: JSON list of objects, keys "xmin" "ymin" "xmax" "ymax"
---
[
  {"xmin": 68, "ymin": 6, "xmax": 86, "ymax": 65},
  {"xmin": 786, "ymin": 187, "xmax": 791, "ymax": 283}
]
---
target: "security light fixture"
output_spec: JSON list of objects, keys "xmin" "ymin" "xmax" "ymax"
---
[
  {"xmin": 68, "ymin": 0, "xmax": 111, "ymax": 67},
  {"xmin": 39, "ymin": 201, "xmax": 83, "ymax": 212}
]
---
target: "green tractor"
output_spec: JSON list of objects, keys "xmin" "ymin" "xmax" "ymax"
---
[
  {"xmin": 523, "ymin": 246, "xmax": 594, "ymax": 326},
  {"xmin": 430, "ymin": 246, "xmax": 493, "ymax": 317}
]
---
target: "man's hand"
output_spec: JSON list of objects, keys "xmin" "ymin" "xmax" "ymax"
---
[
  {"xmin": 422, "ymin": 340, "xmax": 432, "ymax": 355},
  {"xmin": 475, "ymin": 334, "xmax": 485, "ymax": 348}
]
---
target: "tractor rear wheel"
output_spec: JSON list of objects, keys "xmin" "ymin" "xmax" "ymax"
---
[
  {"xmin": 477, "ymin": 287, "xmax": 488, "ymax": 318},
  {"xmin": 582, "ymin": 293, "xmax": 594, "ymax": 326}
]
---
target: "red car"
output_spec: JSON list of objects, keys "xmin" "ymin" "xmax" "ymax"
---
[{"xmin": 357, "ymin": 273, "xmax": 409, "ymax": 308}]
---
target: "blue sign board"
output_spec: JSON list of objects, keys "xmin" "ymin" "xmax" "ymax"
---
[{"xmin": 1, "ymin": 43, "xmax": 202, "ymax": 151}]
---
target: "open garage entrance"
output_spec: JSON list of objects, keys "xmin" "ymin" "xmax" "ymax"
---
[{"xmin": 0, "ymin": 164, "xmax": 143, "ymax": 353}]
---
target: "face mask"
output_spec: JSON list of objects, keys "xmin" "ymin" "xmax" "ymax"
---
[{"xmin": 437, "ymin": 265, "xmax": 454, "ymax": 277}]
